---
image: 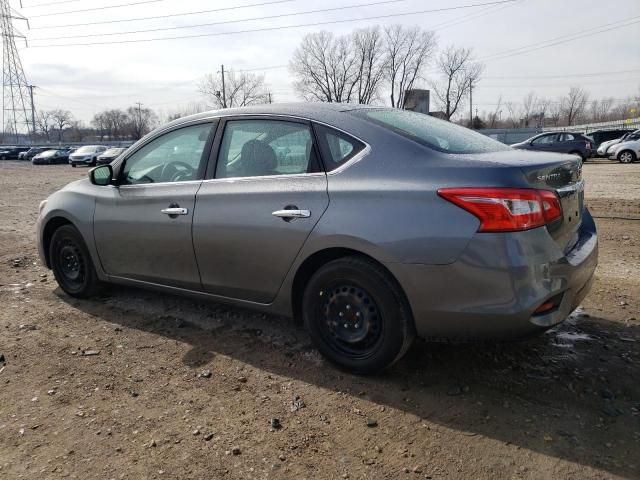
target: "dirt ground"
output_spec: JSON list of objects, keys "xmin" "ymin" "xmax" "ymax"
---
[{"xmin": 0, "ymin": 159, "xmax": 638, "ymax": 480}]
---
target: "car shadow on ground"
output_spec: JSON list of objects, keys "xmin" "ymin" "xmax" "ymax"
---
[{"xmin": 58, "ymin": 285, "xmax": 640, "ymax": 478}]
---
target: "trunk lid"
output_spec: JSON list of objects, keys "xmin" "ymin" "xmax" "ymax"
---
[{"xmin": 491, "ymin": 151, "xmax": 584, "ymax": 252}]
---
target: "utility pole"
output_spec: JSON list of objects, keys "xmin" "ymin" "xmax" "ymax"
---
[
  {"xmin": 268, "ymin": 92, "xmax": 272, "ymax": 104},
  {"xmin": 220, "ymin": 64, "xmax": 227, "ymax": 108},
  {"xmin": 28, "ymin": 85, "xmax": 36, "ymax": 142},
  {"xmin": 134, "ymin": 101, "xmax": 143, "ymax": 139},
  {"xmin": 469, "ymin": 80, "xmax": 473, "ymax": 128}
]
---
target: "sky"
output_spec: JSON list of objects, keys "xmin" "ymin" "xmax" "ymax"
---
[{"xmin": 11, "ymin": 0, "xmax": 640, "ymax": 124}]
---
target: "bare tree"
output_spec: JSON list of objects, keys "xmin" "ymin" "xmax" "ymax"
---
[
  {"xmin": 505, "ymin": 101, "xmax": 521, "ymax": 128},
  {"xmin": 91, "ymin": 112, "xmax": 108, "ymax": 141},
  {"xmin": 104, "ymin": 109, "xmax": 129, "ymax": 139},
  {"xmin": 487, "ymin": 95, "xmax": 502, "ymax": 128},
  {"xmin": 36, "ymin": 110, "xmax": 53, "ymax": 141},
  {"xmin": 127, "ymin": 105, "xmax": 158, "ymax": 140},
  {"xmin": 535, "ymin": 98, "xmax": 551, "ymax": 127},
  {"xmin": 589, "ymin": 97, "xmax": 614, "ymax": 122},
  {"xmin": 547, "ymin": 101, "xmax": 562, "ymax": 127},
  {"xmin": 431, "ymin": 46, "xmax": 483, "ymax": 120},
  {"xmin": 561, "ymin": 86, "xmax": 589, "ymax": 126},
  {"xmin": 352, "ymin": 27, "xmax": 387, "ymax": 104},
  {"xmin": 200, "ymin": 70, "xmax": 269, "ymax": 108},
  {"xmin": 162, "ymin": 102, "xmax": 209, "ymax": 123},
  {"xmin": 290, "ymin": 31, "xmax": 360, "ymax": 103},
  {"xmin": 51, "ymin": 109, "xmax": 73, "ymax": 142},
  {"xmin": 383, "ymin": 25, "xmax": 436, "ymax": 108},
  {"xmin": 521, "ymin": 92, "xmax": 537, "ymax": 127}
]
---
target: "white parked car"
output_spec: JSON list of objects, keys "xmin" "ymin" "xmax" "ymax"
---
[
  {"xmin": 68, "ymin": 145, "xmax": 108, "ymax": 167},
  {"xmin": 609, "ymin": 137, "xmax": 640, "ymax": 163},
  {"xmin": 598, "ymin": 130, "xmax": 640, "ymax": 157}
]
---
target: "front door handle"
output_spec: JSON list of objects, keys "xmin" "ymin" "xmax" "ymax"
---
[
  {"xmin": 272, "ymin": 209, "xmax": 311, "ymax": 219},
  {"xmin": 161, "ymin": 207, "xmax": 188, "ymax": 216}
]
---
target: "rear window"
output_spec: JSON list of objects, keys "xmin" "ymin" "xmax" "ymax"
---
[{"xmin": 350, "ymin": 108, "xmax": 510, "ymax": 154}]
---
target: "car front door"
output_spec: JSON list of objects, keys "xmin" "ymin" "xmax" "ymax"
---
[
  {"xmin": 93, "ymin": 121, "xmax": 217, "ymax": 290},
  {"xmin": 192, "ymin": 117, "xmax": 329, "ymax": 303}
]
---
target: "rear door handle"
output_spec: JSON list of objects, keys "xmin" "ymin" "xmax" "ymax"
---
[
  {"xmin": 161, "ymin": 207, "xmax": 188, "ymax": 215},
  {"xmin": 272, "ymin": 209, "xmax": 311, "ymax": 219}
]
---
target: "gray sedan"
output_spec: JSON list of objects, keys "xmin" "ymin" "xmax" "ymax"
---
[{"xmin": 36, "ymin": 103, "xmax": 597, "ymax": 373}]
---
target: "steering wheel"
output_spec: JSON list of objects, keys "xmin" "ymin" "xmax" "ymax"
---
[{"xmin": 160, "ymin": 161, "xmax": 195, "ymax": 182}]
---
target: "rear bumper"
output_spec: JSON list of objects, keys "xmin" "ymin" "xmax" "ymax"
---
[{"xmin": 387, "ymin": 209, "xmax": 598, "ymax": 340}]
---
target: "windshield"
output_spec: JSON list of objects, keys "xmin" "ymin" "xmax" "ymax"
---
[
  {"xmin": 40, "ymin": 150, "xmax": 57, "ymax": 157},
  {"xmin": 75, "ymin": 146, "xmax": 96, "ymax": 154},
  {"xmin": 104, "ymin": 148, "xmax": 123, "ymax": 155},
  {"xmin": 350, "ymin": 108, "xmax": 510, "ymax": 154}
]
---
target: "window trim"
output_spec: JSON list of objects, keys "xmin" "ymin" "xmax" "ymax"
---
[
  {"xmin": 206, "ymin": 115, "xmax": 323, "ymax": 181},
  {"xmin": 116, "ymin": 119, "xmax": 218, "ymax": 187}
]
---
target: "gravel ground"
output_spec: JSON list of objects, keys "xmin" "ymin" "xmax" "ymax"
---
[{"xmin": 0, "ymin": 159, "xmax": 638, "ymax": 480}]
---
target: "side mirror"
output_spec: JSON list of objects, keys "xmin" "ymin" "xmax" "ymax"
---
[{"xmin": 89, "ymin": 164, "xmax": 113, "ymax": 186}]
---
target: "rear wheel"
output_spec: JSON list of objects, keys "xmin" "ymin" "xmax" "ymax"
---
[
  {"xmin": 618, "ymin": 150, "xmax": 636, "ymax": 164},
  {"xmin": 302, "ymin": 256, "xmax": 414, "ymax": 374},
  {"xmin": 49, "ymin": 224, "xmax": 100, "ymax": 298}
]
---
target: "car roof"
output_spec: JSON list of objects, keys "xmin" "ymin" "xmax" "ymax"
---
[{"xmin": 164, "ymin": 102, "xmax": 377, "ymax": 128}]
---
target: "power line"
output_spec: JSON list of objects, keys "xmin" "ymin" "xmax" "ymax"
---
[
  {"xmin": 30, "ymin": 0, "xmax": 297, "ymax": 29},
  {"xmin": 483, "ymin": 68, "xmax": 640, "ymax": 79},
  {"xmin": 26, "ymin": 0, "xmax": 519, "ymax": 47},
  {"xmin": 29, "ymin": 0, "xmax": 167, "ymax": 18},
  {"xmin": 30, "ymin": 0, "xmax": 420, "ymax": 41},
  {"xmin": 478, "ymin": 15, "xmax": 640, "ymax": 63},
  {"xmin": 21, "ymin": 0, "xmax": 81, "ymax": 8}
]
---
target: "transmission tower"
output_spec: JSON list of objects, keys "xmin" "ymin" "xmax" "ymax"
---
[{"xmin": 0, "ymin": 1, "xmax": 32, "ymax": 144}]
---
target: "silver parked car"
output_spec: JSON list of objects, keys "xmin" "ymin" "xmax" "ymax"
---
[{"xmin": 36, "ymin": 104, "xmax": 598, "ymax": 373}]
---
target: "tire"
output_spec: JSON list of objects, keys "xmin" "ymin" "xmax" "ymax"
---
[
  {"xmin": 71, "ymin": 164, "xmax": 77, "ymax": 168},
  {"xmin": 49, "ymin": 224, "xmax": 100, "ymax": 298},
  {"xmin": 91, "ymin": 157, "xmax": 97, "ymax": 166},
  {"xmin": 618, "ymin": 150, "xmax": 636, "ymax": 164},
  {"xmin": 302, "ymin": 256, "xmax": 415, "ymax": 374}
]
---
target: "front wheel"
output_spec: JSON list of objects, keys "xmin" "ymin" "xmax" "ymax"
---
[
  {"xmin": 303, "ymin": 256, "xmax": 415, "ymax": 374},
  {"xmin": 49, "ymin": 224, "xmax": 100, "ymax": 298},
  {"xmin": 618, "ymin": 150, "xmax": 636, "ymax": 164},
  {"xmin": 71, "ymin": 163, "xmax": 77, "ymax": 168}
]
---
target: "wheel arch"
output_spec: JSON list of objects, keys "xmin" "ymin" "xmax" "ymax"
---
[{"xmin": 290, "ymin": 247, "xmax": 413, "ymax": 326}]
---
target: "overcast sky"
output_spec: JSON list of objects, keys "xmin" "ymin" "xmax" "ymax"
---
[{"xmin": 15, "ymin": 0, "xmax": 640, "ymax": 123}]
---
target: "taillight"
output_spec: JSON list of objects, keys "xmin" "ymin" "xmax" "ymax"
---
[{"xmin": 437, "ymin": 188, "xmax": 563, "ymax": 232}]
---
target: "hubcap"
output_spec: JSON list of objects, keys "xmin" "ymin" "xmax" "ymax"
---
[
  {"xmin": 319, "ymin": 284, "xmax": 382, "ymax": 355},
  {"xmin": 620, "ymin": 152, "xmax": 632, "ymax": 163}
]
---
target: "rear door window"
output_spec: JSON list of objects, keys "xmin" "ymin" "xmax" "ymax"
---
[{"xmin": 215, "ymin": 119, "xmax": 319, "ymax": 179}]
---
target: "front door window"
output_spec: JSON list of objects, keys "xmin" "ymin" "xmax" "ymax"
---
[{"xmin": 121, "ymin": 123, "xmax": 213, "ymax": 185}]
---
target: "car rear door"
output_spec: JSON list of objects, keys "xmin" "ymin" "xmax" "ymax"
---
[
  {"xmin": 93, "ymin": 120, "xmax": 217, "ymax": 290},
  {"xmin": 192, "ymin": 116, "xmax": 329, "ymax": 303}
]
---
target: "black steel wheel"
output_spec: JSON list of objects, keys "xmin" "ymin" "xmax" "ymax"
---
[
  {"xmin": 303, "ymin": 256, "xmax": 414, "ymax": 374},
  {"xmin": 49, "ymin": 224, "xmax": 100, "ymax": 297}
]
